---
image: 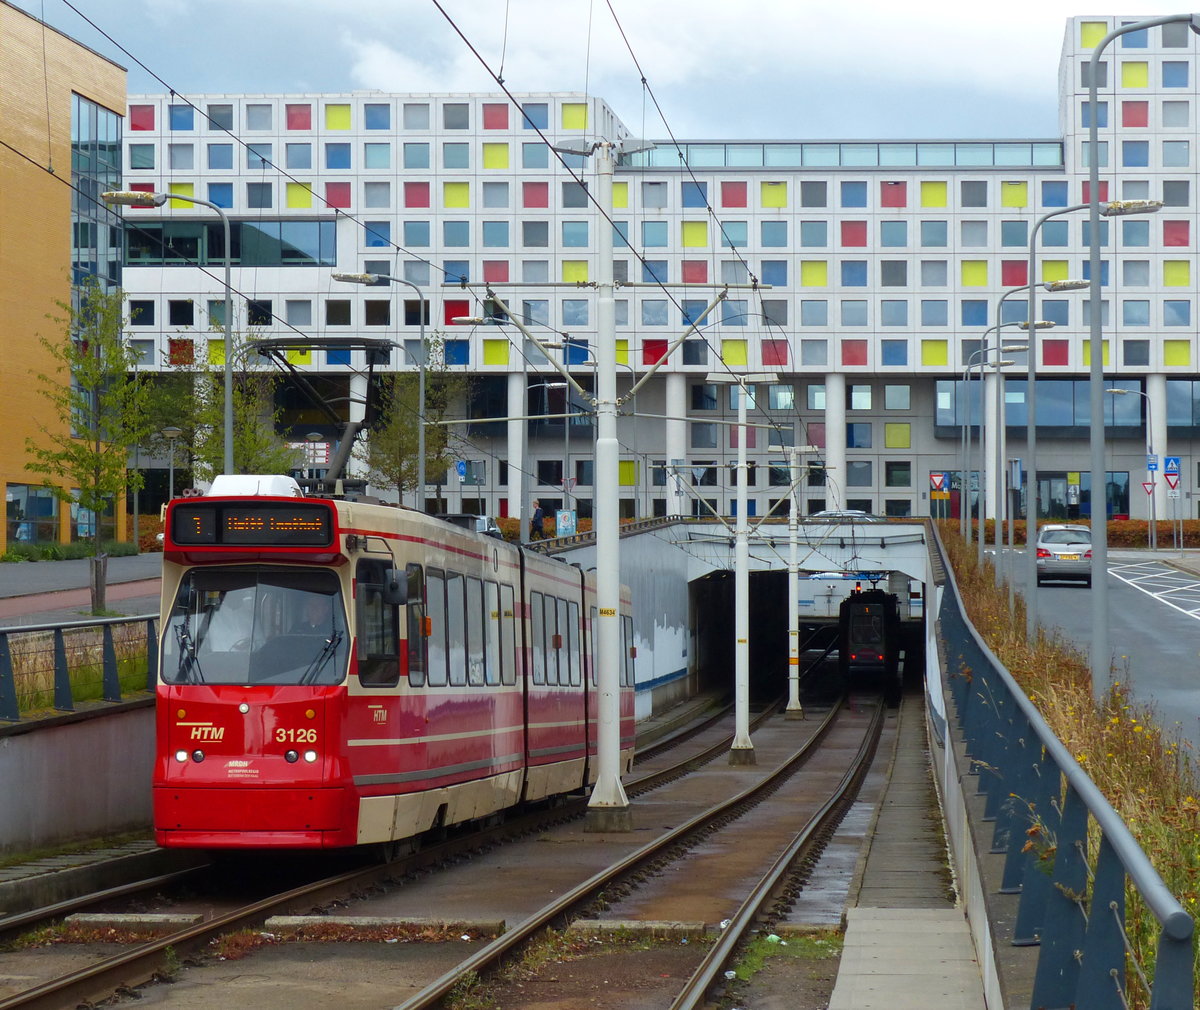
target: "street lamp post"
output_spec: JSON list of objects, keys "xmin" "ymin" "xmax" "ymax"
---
[
  {"xmin": 1107, "ymin": 387, "xmax": 1157, "ymax": 550},
  {"xmin": 333, "ymin": 272, "xmax": 427, "ymax": 509},
  {"xmin": 162, "ymin": 425, "xmax": 182, "ymax": 500},
  {"xmin": 103, "ymin": 191, "xmax": 234, "ymax": 475}
]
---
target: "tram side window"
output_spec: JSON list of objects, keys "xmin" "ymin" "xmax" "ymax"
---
[
  {"xmin": 405, "ymin": 563, "xmax": 426, "ymax": 687},
  {"xmin": 500, "ymin": 584, "xmax": 517, "ymax": 686},
  {"xmin": 555, "ymin": 597, "xmax": 570, "ymax": 687},
  {"xmin": 543, "ymin": 596, "xmax": 559, "ymax": 685},
  {"xmin": 426, "ymin": 568, "xmax": 448, "ymax": 686},
  {"xmin": 484, "ymin": 581, "xmax": 501, "ymax": 686},
  {"xmin": 447, "ymin": 571, "xmax": 467, "ymax": 687},
  {"xmin": 566, "ymin": 600, "xmax": 580, "ymax": 686},
  {"xmin": 622, "ymin": 614, "xmax": 635, "ymax": 687},
  {"xmin": 466, "ymin": 576, "xmax": 485, "ymax": 686},
  {"xmin": 530, "ymin": 591, "xmax": 546, "ymax": 685},
  {"xmin": 356, "ymin": 560, "xmax": 400, "ymax": 686}
]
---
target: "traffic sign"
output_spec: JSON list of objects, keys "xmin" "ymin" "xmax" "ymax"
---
[
  {"xmin": 1169, "ymin": 489, "xmax": 1181, "ymax": 499},
  {"xmin": 929, "ymin": 471, "xmax": 947, "ymax": 491},
  {"xmin": 1165, "ymin": 473, "xmax": 1180, "ymax": 490},
  {"xmin": 1143, "ymin": 481, "xmax": 1156, "ymax": 496},
  {"xmin": 1165, "ymin": 456, "xmax": 1181, "ymax": 475},
  {"xmin": 1147, "ymin": 454, "xmax": 1159, "ymax": 471}
]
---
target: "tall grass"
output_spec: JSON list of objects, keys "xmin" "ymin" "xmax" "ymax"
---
[{"xmin": 940, "ymin": 522, "xmax": 1198, "ymax": 1005}]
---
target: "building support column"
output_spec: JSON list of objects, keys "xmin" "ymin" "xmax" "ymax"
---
[
  {"xmin": 823, "ymin": 373, "xmax": 846, "ymax": 507},
  {"xmin": 665, "ymin": 372, "xmax": 688, "ymax": 515}
]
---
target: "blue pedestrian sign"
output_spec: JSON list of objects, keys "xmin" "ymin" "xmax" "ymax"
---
[
  {"xmin": 1147, "ymin": 454, "xmax": 1158, "ymax": 471},
  {"xmin": 455, "ymin": 460, "xmax": 467, "ymax": 481},
  {"xmin": 1165, "ymin": 456, "xmax": 1181, "ymax": 475}
]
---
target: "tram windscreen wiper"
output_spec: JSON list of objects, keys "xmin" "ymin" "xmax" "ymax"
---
[
  {"xmin": 175, "ymin": 621, "xmax": 206, "ymax": 684},
  {"xmin": 299, "ymin": 631, "xmax": 342, "ymax": 685}
]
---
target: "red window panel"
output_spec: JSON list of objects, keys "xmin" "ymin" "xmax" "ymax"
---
[
  {"xmin": 1121, "ymin": 101, "xmax": 1149, "ymax": 128},
  {"xmin": 762, "ymin": 340, "xmax": 789, "ymax": 366},
  {"xmin": 1042, "ymin": 340, "xmax": 1069, "ymax": 367},
  {"xmin": 880, "ymin": 181, "xmax": 907, "ymax": 207},
  {"xmin": 808, "ymin": 422, "xmax": 826, "ymax": 449},
  {"xmin": 482, "ymin": 260, "xmax": 509, "ymax": 283},
  {"xmin": 168, "ymin": 338, "xmax": 194, "ymax": 365},
  {"xmin": 1163, "ymin": 220, "xmax": 1190, "ymax": 246},
  {"xmin": 730, "ymin": 425, "xmax": 757, "ymax": 449},
  {"xmin": 523, "ymin": 182, "xmax": 549, "ymax": 208},
  {"xmin": 841, "ymin": 339, "xmax": 868, "ymax": 366},
  {"xmin": 642, "ymin": 339, "xmax": 668, "ymax": 365},
  {"xmin": 129, "ymin": 105, "xmax": 155, "ymax": 131},
  {"xmin": 286, "ymin": 104, "xmax": 312, "ymax": 130},
  {"xmin": 1001, "ymin": 260, "xmax": 1028, "ymax": 286},
  {"xmin": 721, "ymin": 181, "xmax": 747, "ymax": 208},
  {"xmin": 1081, "ymin": 181, "xmax": 1109, "ymax": 204},
  {"xmin": 443, "ymin": 299, "xmax": 470, "ymax": 326},
  {"xmin": 482, "ymin": 103, "xmax": 508, "ymax": 129},
  {"xmin": 325, "ymin": 182, "xmax": 351, "ymax": 208},
  {"xmin": 681, "ymin": 260, "xmax": 707, "ymax": 283},
  {"xmin": 404, "ymin": 182, "xmax": 430, "ymax": 208},
  {"xmin": 841, "ymin": 220, "xmax": 867, "ymax": 247}
]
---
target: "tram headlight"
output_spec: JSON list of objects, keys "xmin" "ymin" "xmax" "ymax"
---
[
  {"xmin": 174, "ymin": 750, "xmax": 188, "ymax": 763},
  {"xmin": 284, "ymin": 750, "xmax": 299, "ymax": 763},
  {"xmin": 191, "ymin": 750, "xmax": 205, "ymax": 763},
  {"xmin": 303, "ymin": 750, "xmax": 318, "ymax": 764}
]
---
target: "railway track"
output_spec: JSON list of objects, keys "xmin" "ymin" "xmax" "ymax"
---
[{"xmin": 0, "ymin": 697, "xmax": 776, "ymax": 1009}]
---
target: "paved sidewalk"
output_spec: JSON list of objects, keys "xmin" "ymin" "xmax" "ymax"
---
[{"xmin": 0, "ymin": 553, "xmax": 163, "ymax": 627}]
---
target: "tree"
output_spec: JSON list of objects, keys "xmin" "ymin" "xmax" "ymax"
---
[{"xmin": 25, "ymin": 278, "xmax": 154, "ymax": 612}]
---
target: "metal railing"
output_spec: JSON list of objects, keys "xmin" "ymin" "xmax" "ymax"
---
[
  {"xmin": 0, "ymin": 614, "xmax": 159, "ymax": 722},
  {"xmin": 934, "ymin": 524, "xmax": 1193, "ymax": 1010}
]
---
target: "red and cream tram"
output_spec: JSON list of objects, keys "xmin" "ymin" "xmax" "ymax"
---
[{"xmin": 154, "ymin": 476, "xmax": 635, "ymax": 850}]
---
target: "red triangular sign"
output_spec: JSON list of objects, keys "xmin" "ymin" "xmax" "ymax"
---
[
  {"xmin": 1143, "ymin": 481, "xmax": 1155, "ymax": 495},
  {"xmin": 1166, "ymin": 474, "xmax": 1180, "ymax": 490}
]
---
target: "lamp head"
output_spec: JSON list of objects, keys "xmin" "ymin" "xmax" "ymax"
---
[
  {"xmin": 1100, "ymin": 199, "xmax": 1163, "ymax": 216},
  {"xmin": 332, "ymin": 271, "xmax": 386, "ymax": 285},
  {"xmin": 1043, "ymin": 279, "xmax": 1089, "ymax": 292},
  {"xmin": 102, "ymin": 190, "xmax": 168, "ymax": 208}
]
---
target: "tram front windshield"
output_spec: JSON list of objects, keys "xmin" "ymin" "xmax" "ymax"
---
[{"xmin": 162, "ymin": 567, "xmax": 348, "ymax": 686}]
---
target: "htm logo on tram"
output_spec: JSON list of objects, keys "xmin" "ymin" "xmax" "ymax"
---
[{"xmin": 188, "ymin": 725, "xmax": 225, "ymax": 741}]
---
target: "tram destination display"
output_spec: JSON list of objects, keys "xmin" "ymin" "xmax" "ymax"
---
[{"xmin": 171, "ymin": 503, "xmax": 334, "ymax": 546}]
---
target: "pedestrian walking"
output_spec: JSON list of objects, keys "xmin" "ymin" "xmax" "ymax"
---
[{"xmin": 530, "ymin": 499, "xmax": 544, "ymax": 540}]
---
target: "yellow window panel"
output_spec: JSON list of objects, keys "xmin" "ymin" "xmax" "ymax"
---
[
  {"xmin": 1164, "ymin": 260, "xmax": 1190, "ymax": 286},
  {"xmin": 618, "ymin": 460, "xmax": 638, "ymax": 486},
  {"xmin": 1082, "ymin": 340, "xmax": 1110, "ymax": 367},
  {"xmin": 482, "ymin": 143, "xmax": 509, "ymax": 169},
  {"xmin": 286, "ymin": 182, "xmax": 313, "ymax": 209},
  {"xmin": 562, "ymin": 260, "xmax": 588, "ymax": 282},
  {"xmin": 1122, "ymin": 61, "xmax": 1148, "ymax": 88},
  {"xmin": 616, "ymin": 339, "xmax": 629, "ymax": 366},
  {"xmin": 884, "ymin": 423, "xmax": 911, "ymax": 449},
  {"xmin": 961, "ymin": 260, "xmax": 988, "ymax": 286},
  {"xmin": 325, "ymin": 103, "xmax": 351, "ymax": 130},
  {"xmin": 286, "ymin": 347, "xmax": 313, "ymax": 366},
  {"xmin": 921, "ymin": 340, "xmax": 948, "ymax": 366},
  {"xmin": 1080, "ymin": 21, "xmax": 1107, "ymax": 48},
  {"xmin": 920, "ymin": 181, "xmax": 947, "ymax": 208},
  {"xmin": 613, "ymin": 182, "xmax": 629, "ymax": 209},
  {"xmin": 681, "ymin": 220, "xmax": 708, "ymax": 248},
  {"xmin": 562, "ymin": 102, "xmax": 588, "ymax": 129},
  {"xmin": 443, "ymin": 181, "xmax": 469, "ymax": 208},
  {"xmin": 207, "ymin": 339, "xmax": 224, "ymax": 366},
  {"xmin": 1001, "ymin": 181, "xmax": 1028, "ymax": 208},
  {"xmin": 800, "ymin": 260, "xmax": 828, "ymax": 287},
  {"xmin": 168, "ymin": 182, "xmax": 194, "ymax": 209},
  {"xmin": 721, "ymin": 340, "xmax": 748, "ymax": 366},
  {"xmin": 1041, "ymin": 259, "xmax": 1068, "ymax": 283},
  {"xmin": 761, "ymin": 181, "xmax": 787, "ymax": 208},
  {"xmin": 483, "ymin": 339, "xmax": 509, "ymax": 366},
  {"xmin": 1164, "ymin": 340, "xmax": 1191, "ymax": 367}
]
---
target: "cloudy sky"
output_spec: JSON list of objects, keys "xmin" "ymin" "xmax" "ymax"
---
[{"xmin": 12, "ymin": 1, "xmax": 1184, "ymax": 138}]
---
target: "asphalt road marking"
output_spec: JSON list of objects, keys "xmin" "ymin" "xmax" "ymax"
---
[{"xmin": 1108, "ymin": 560, "xmax": 1200, "ymax": 621}]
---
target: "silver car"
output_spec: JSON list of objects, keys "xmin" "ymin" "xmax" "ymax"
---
[{"xmin": 1035, "ymin": 524, "xmax": 1092, "ymax": 586}]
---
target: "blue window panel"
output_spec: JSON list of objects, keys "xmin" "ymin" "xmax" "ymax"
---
[
  {"xmin": 1080, "ymin": 101, "xmax": 1108, "ymax": 128},
  {"xmin": 1121, "ymin": 26, "xmax": 1148, "ymax": 47},
  {"xmin": 521, "ymin": 102, "xmax": 548, "ymax": 129},
  {"xmin": 642, "ymin": 221, "xmax": 667, "ymax": 247},
  {"xmin": 482, "ymin": 220, "xmax": 509, "ymax": 247},
  {"xmin": 761, "ymin": 221, "xmax": 787, "ymax": 246},
  {"xmin": 1081, "ymin": 221, "xmax": 1109, "ymax": 246},
  {"xmin": 961, "ymin": 300, "xmax": 988, "ymax": 326},
  {"xmin": 611, "ymin": 221, "xmax": 630, "ymax": 248},
  {"xmin": 207, "ymin": 144, "xmax": 233, "ymax": 169},
  {"xmin": 841, "ymin": 180, "xmax": 867, "ymax": 207},
  {"xmin": 562, "ymin": 221, "xmax": 588, "ymax": 247},
  {"xmin": 920, "ymin": 300, "xmax": 947, "ymax": 326},
  {"xmin": 443, "ymin": 221, "xmax": 470, "ymax": 247},
  {"xmin": 880, "ymin": 300, "xmax": 908, "ymax": 326},
  {"xmin": 404, "ymin": 143, "xmax": 430, "ymax": 169},
  {"xmin": 1164, "ymin": 300, "xmax": 1191, "ymax": 325},
  {"xmin": 800, "ymin": 300, "xmax": 828, "ymax": 326},
  {"xmin": 169, "ymin": 104, "xmax": 194, "ymax": 130},
  {"xmin": 1123, "ymin": 300, "xmax": 1150, "ymax": 326},
  {"xmin": 364, "ymin": 103, "xmax": 390, "ymax": 130},
  {"xmin": 1042, "ymin": 220, "xmax": 1068, "ymax": 246},
  {"xmin": 1042, "ymin": 180, "xmax": 1068, "ymax": 207},
  {"xmin": 761, "ymin": 260, "xmax": 787, "ymax": 286},
  {"xmin": 840, "ymin": 300, "xmax": 868, "ymax": 326},
  {"xmin": 562, "ymin": 299, "xmax": 588, "ymax": 325},
  {"xmin": 1000, "ymin": 301, "xmax": 1026, "ymax": 324},
  {"xmin": 721, "ymin": 221, "xmax": 748, "ymax": 247},
  {"xmin": 722, "ymin": 299, "xmax": 747, "ymax": 326},
  {"xmin": 443, "ymin": 143, "xmax": 469, "ymax": 168},
  {"xmin": 1122, "ymin": 219, "xmax": 1149, "ymax": 246},
  {"xmin": 444, "ymin": 340, "xmax": 469, "ymax": 365},
  {"xmin": 365, "ymin": 221, "xmax": 391, "ymax": 247},
  {"xmin": 800, "ymin": 221, "xmax": 827, "ymax": 247},
  {"xmin": 920, "ymin": 220, "xmax": 947, "ymax": 246},
  {"xmin": 841, "ymin": 261, "xmax": 868, "ymax": 286},
  {"xmin": 1122, "ymin": 140, "xmax": 1149, "ymax": 167},
  {"xmin": 642, "ymin": 300, "xmax": 667, "ymax": 325},
  {"xmin": 403, "ymin": 220, "xmax": 430, "ymax": 246},
  {"xmin": 1040, "ymin": 300, "xmax": 1068, "ymax": 325},
  {"xmin": 326, "ymin": 143, "xmax": 351, "ymax": 169},
  {"xmin": 443, "ymin": 261, "xmax": 470, "ymax": 283},
  {"xmin": 682, "ymin": 181, "xmax": 707, "ymax": 208},
  {"xmin": 1081, "ymin": 260, "xmax": 1110, "ymax": 285},
  {"xmin": 880, "ymin": 221, "xmax": 907, "ymax": 247},
  {"xmin": 1163, "ymin": 61, "xmax": 1188, "ymax": 87},
  {"xmin": 1000, "ymin": 221, "xmax": 1027, "ymax": 247},
  {"xmin": 681, "ymin": 299, "xmax": 706, "ymax": 325},
  {"xmin": 564, "ymin": 339, "xmax": 590, "ymax": 364},
  {"xmin": 522, "ymin": 143, "xmax": 549, "ymax": 168},
  {"xmin": 207, "ymin": 182, "xmax": 233, "ymax": 208},
  {"xmin": 643, "ymin": 260, "xmax": 668, "ymax": 283},
  {"xmin": 326, "ymin": 348, "xmax": 352, "ymax": 366},
  {"xmin": 881, "ymin": 340, "xmax": 908, "ymax": 366},
  {"xmin": 286, "ymin": 143, "xmax": 312, "ymax": 169},
  {"xmin": 247, "ymin": 143, "xmax": 271, "ymax": 169}
]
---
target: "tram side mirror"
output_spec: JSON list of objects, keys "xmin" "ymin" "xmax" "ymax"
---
[{"xmin": 382, "ymin": 570, "xmax": 408, "ymax": 606}]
